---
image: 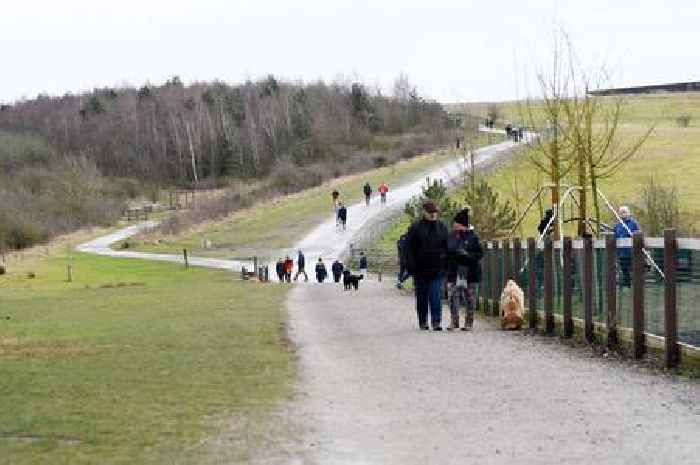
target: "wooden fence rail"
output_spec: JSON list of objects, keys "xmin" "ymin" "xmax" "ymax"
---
[{"xmin": 480, "ymin": 229, "xmax": 692, "ymax": 369}]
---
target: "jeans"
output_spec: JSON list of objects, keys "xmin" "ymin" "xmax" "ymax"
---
[
  {"xmin": 414, "ymin": 274, "xmax": 444, "ymax": 328},
  {"xmin": 448, "ymin": 282, "xmax": 477, "ymax": 326}
]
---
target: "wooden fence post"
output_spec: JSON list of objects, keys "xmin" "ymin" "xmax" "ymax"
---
[
  {"xmin": 664, "ymin": 229, "xmax": 679, "ymax": 368},
  {"xmin": 491, "ymin": 240, "xmax": 500, "ymax": 317},
  {"xmin": 183, "ymin": 249, "xmax": 189, "ymax": 269},
  {"xmin": 513, "ymin": 238, "xmax": 521, "ymax": 286},
  {"xmin": 482, "ymin": 245, "xmax": 491, "ymax": 313},
  {"xmin": 562, "ymin": 237, "xmax": 573, "ymax": 338},
  {"xmin": 605, "ymin": 233, "xmax": 618, "ymax": 348},
  {"xmin": 632, "ymin": 232, "xmax": 646, "ymax": 359},
  {"xmin": 543, "ymin": 238, "xmax": 554, "ymax": 334},
  {"xmin": 503, "ymin": 239, "xmax": 512, "ymax": 284},
  {"xmin": 527, "ymin": 238, "xmax": 537, "ymax": 329},
  {"xmin": 583, "ymin": 235, "xmax": 594, "ymax": 343}
]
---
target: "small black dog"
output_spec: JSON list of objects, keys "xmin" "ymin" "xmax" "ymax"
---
[{"xmin": 342, "ymin": 270, "xmax": 363, "ymax": 291}]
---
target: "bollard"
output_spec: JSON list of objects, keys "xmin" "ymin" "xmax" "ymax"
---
[
  {"xmin": 543, "ymin": 238, "xmax": 554, "ymax": 334},
  {"xmin": 632, "ymin": 232, "xmax": 645, "ymax": 359},
  {"xmin": 183, "ymin": 249, "xmax": 189, "ymax": 269},
  {"xmin": 605, "ymin": 233, "xmax": 618, "ymax": 348},
  {"xmin": 664, "ymin": 229, "xmax": 679, "ymax": 368},
  {"xmin": 583, "ymin": 235, "xmax": 594, "ymax": 343},
  {"xmin": 562, "ymin": 237, "xmax": 573, "ymax": 338},
  {"xmin": 527, "ymin": 238, "xmax": 537, "ymax": 329}
]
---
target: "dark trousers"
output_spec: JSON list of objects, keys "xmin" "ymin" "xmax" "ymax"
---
[
  {"xmin": 333, "ymin": 272, "xmax": 342, "ymax": 283},
  {"xmin": 618, "ymin": 255, "xmax": 632, "ymax": 287},
  {"xmin": 414, "ymin": 274, "xmax": 444, "ymax": 328}
]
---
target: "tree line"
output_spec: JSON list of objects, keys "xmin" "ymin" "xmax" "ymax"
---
[
  {"xmin": 0, "ymin": 75, "xmax": 450, "ymax": 185},
  {"xmin": 0, "ymin": 75, "xmax": 455, "ymax": 251}
]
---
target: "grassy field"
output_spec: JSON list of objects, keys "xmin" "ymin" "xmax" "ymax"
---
[
  {"xmin": 452, "ymin": 93, "xmax": 700, "ymax": 237},
  {"xmin": 125, "ymin": 147, "xmax": 465, "ymax": 260},
  {"xmin": 0, "ymin": 252, "xmax": 292, "ymax": 464}
]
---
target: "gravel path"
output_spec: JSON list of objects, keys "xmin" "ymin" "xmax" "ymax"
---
[{"xmin": 283, "ymin": 281, "xmax": 699, "ymax": 465}]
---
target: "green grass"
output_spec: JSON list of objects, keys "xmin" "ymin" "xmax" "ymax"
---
[
  {"xmin": 0, "ymin": 253, "xmax": 292, "ymax": 464},
  {"xmin": 127, "ymin": 148, "xmax": 463, "ymax": 259},
  {"xmin": 453, "ymin": 93, "xmax": 700, "ymax": 237}
]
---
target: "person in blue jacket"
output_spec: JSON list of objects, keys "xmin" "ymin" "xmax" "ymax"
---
[{"xmin": 613, "ymin": 205, "xmax": 640, "ymax": 286}]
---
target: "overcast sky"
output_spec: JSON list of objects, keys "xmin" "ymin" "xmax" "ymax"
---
[{"xmin": 1, "ymin": 0, "xmax": 698, "ymax": 103}]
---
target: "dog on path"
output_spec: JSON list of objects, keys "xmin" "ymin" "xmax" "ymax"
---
[
  {"xmin": 343, "ymin": 270, "xmax": 363, "ymax": 291},
  {"xmin": 500, "ymin": 279, "xmax": 525, "ymax": 330}
]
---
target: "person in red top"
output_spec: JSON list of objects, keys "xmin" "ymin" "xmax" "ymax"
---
[
  {"xmin": 378, "ymin": 182, "xmax": 389, "ymax": 204},
  {"xmin": 283, "ymin": 256, "xmax": 294, "ymax": 283}
]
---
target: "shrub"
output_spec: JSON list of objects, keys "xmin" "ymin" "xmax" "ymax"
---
[
  {"xmin": 635, "ymin": 175, "xmax": 692, "ymax": 235},
  {"xmin": 676, "ymin": 114, "xmax": 692, "ymax": 127}
]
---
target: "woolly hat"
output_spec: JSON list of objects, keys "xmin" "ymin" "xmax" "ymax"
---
[{"xmin": 454, "ymin": 208, "xmax": 470, "ymax": 226}]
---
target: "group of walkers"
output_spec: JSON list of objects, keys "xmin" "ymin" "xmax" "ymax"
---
[
  {"xmin": 401, "ymin": 201, "xmax": 483, "ymax": 331},
  {"xmin": 275, "ymin": 249, "xmax": 367, "ymax": 284},
  {"xmin": 332, "ymin": 181, "xmax": 390, "ymax": 231}
]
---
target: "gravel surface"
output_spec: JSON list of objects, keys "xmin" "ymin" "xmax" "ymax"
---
[{"xmin": 282, "ymin": 280, "xmax": 699, "ymax": 465}]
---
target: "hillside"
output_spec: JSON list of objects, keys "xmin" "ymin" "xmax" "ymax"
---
[
  {"xmin": 0, "ymin": 76, "xmax": 457, "ymax": 251},
  {"xmin": 452, "ymin": 93, "xmax": 700, "ymax": 236}
]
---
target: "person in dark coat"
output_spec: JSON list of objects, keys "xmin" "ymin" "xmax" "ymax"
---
[
  {"xmin": 538, "ymin": 209, "xmax": 554, "ymax": 238},
  {"xmin": 275, "ymin": 258, "xmax": 285, "ymax": 283},
  {"xmin": 331, "ymin": 260, "xmax": 344, "ymax": 282},
  {"xmin": 446, "ymin": 208, "xmax": 483, "ymax": 331},
  {"xmin": 337, "ymin": 203, "xmax": 347, "ymax": 231},
  {"xmin": 396, "ymin": 233, "xmax": 410, "ymax": 289},
  {"xmin": 315, "ymin": 258, "xmax": 328, "ymax": 283},
  {"xmin": 359, "ymin": 252, "xmax": 368, "ymax": 276},
  {"xmin": 363, "ymin": 182, "xmax": 372, "ymax": 205},
  {"xmin": 405, "ymin": 200, "xmax": 449, "ymax": 331},
  {"xmin": 293, "ymin": 250, "xmax": 309, "ymax": 282}
]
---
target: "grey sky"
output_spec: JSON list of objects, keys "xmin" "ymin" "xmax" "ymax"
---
[{"xmin": 1, "ymin": 0, "xmax": 698, "ymax": 103}]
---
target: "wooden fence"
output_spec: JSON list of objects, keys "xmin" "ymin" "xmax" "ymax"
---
[{"xmin": 480, "ymin": 230, "xmax": 700, "ymax": 368}]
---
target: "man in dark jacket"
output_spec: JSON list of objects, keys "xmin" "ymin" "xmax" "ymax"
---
[
  {"xmin": 275, "ymin": 258, "xmax": 285, "ymax": 283},
  {"xmin": 315, "ymin": 258, "xmax": 328, "ymax": 283},
  {"xmin": 359, "ymin": 252, "xmax": 368, "ymax": 276},
  {"xmin": 446, "ymin": 208, "xmax": 483, "ymax": 331},
  {"xmin": 396, "ymin": 233, "xmax": 410, "ymax": 289},
  {"xmin": 363, "ymin": 182, "xmax": 372, "ymax": 205},
  {"xmin": 405, "ymin": 200, "xmax": 449, "ymax": 331},
  {"xmin": 293, "ymin": 250, "xmax": 309, "ymax": 282},
  {"xmin": 331, "ymin": 260, "xmax": 344, "ymax": 282},
  {"xmin": 337, "ymin": 203, "xmax": 347, "ymax": 231}
]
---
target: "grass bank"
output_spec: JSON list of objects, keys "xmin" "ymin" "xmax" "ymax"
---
[
  {"xmin": 125, "ymin": 147, "xmax": 462, "ymax": 259},
  {"xmin": 453, "ymin": 93, "xmax": 700, "ymax": 236},
  {"xmin": 0, "ymin": 252, "xmax": 292, "ymax": 464}
]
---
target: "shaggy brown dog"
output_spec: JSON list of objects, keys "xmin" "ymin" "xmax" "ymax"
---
[{"xmin": 500, "ymin": 279, "xmax": 525, "ymax": 330}]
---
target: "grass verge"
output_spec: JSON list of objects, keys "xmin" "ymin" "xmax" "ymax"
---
[
  {"xmin": 0, "ymin": 252, "xmax": 292, "ymax": 464},
  {"xmin": 125, "ymin": 148, "xmax": 462, "ymax": 259}
]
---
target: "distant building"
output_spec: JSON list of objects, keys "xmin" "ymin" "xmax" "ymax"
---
[{"xmin": 588, "ymin": 81, "xmax": 700, "ymax": 96}]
